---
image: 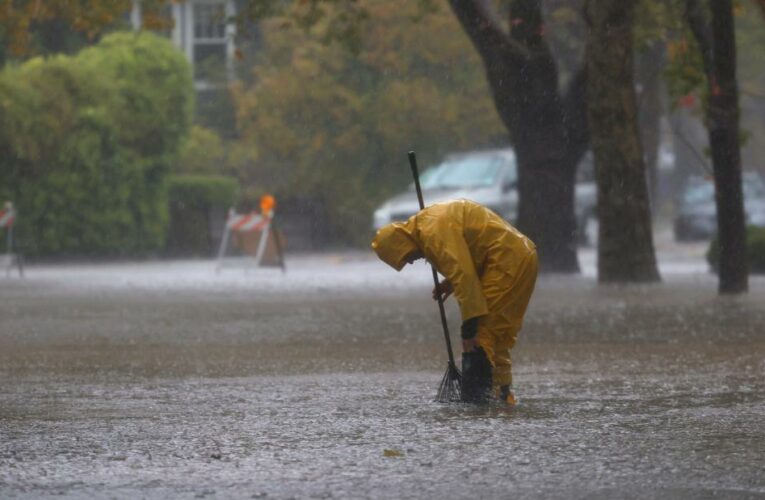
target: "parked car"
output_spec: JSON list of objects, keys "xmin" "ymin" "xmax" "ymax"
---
[
  {"xmin": 372, "ymin": 148, "xmax": 598, "ymax": 245},
  {"xmin": 674, "ymin": 172, "xmax": 765, "ymax": 241}
]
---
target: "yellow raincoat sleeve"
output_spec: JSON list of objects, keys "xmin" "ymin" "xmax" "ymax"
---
[{"xmin": 419, "ymin": 220, "xmax": 488, "ymax": 322}]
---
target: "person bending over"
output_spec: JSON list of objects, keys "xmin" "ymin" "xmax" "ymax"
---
[{"xmin": 371, "ymin": 199, "xmax": 538, "ymax": 404}]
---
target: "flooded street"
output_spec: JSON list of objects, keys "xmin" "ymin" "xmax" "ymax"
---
[
  {"xmin": 3, "ymin": 0, "xmax": 764, "ymax": 496},
  {"xmin": 1, "ymin": 243, "xmax": 764, "ymax": 499}
]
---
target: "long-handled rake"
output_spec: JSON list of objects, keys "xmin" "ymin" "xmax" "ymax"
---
[{"xmin": 407, "ymin": 151, "xmax": 462, "ymax": 403}]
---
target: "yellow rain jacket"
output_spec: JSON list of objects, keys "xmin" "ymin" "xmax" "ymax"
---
[{"xmin": 371, "ymin": 199, "xmax": 538, "ymax": 387}]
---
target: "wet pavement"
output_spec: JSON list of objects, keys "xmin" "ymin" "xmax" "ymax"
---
[{"xmin": 1, "ymin": 241, "xmax": 764, "ymax": 499}]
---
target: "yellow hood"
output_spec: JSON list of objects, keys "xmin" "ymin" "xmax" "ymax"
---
[{"xmin": 371, "ymin": 221, "xmax": 419, "ymax": 271}]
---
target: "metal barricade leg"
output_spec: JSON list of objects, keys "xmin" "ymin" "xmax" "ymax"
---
[
  {"xmin": 215, "ymin": 225, "xmax": 232, "ymax": 274},
  {"xmin": 252, "ymin": 222, "xmax": 271, "ymax": 267}
]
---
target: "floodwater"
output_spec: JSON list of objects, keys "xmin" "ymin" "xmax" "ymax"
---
[{"xmin": 1, "ymin": 243, "xmax": 764, "ymax": 499}]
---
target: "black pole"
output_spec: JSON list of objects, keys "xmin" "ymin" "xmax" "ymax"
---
[
  {"xmin": 407, "ymin": 151, "xmax": 457, "ymax": 368},
  {"xmin": 270, "ymin": 219, "xmax": 287, "ymax": 274}
]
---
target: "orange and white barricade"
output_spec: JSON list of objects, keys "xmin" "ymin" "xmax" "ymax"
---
[
  {"xmin": 1, "ymin": 201, "xmax": 23, "ymax": 277},
  {"xmin": 215, "ymin": 195, "xmax": 285, "ymax": 273}
]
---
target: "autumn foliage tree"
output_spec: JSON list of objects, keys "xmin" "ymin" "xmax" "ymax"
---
[
  {"xmin": 232, "ymin": 1, "xmax": 506, "ymax": 245},
  {"xmin": 0, "ymin": 0, "xmax": 172, "ymax": 64}
]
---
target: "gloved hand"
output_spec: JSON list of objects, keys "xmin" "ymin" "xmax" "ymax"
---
[
  {"xmin": 461, "ymin": 317, "xmax": 479, "ymax": 339},
  {"xmin": 431, "ymin": 279, "xmax": 454, "ymax": 302}
]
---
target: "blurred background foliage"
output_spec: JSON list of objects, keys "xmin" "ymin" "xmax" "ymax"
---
[
  {"xmin": 230, "ymin": 0, "xmax": 506, "ymax": 245},
  {"xmin": 658, "ymin": 0, "xmax": 765, "ymax": 164},
  {"xmin": 0, "ymin": 32, "xmax": 193, "ymax": 256},
  {"xmin": 0, "ymin": 0, "xmax": 507, "ymax": 252},
  {"xmin": 0, "ymin": 0, "xmax": 172, "ymax": 63},
  {"xmin": 0, "ymin": 0, "xmax": 764, "ymax": 256},
  {"xmin": 166, "ymin": 174, "xmax": 238, "ymax": 256}
]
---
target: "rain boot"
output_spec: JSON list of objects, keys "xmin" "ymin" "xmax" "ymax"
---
[
  {"xmin": 461, "ymin": 348, "xmax": 493, "ymax": 403},
  {"xmin": 499, "ymin": 385, "xmax": 517, "ymax": 406}
]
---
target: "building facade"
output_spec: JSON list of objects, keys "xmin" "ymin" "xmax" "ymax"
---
[{"xmin": 131, "ymin": 0, "xmax": 236, "ymax": 89}]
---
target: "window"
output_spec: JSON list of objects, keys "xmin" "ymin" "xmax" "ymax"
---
[
  {"xmin": 192, "ymin": 2, "xmax": 229, "ymax": 82},
  {"xmin": 194, "ymin": 3, "xmax": 226, "ymax": 41}
]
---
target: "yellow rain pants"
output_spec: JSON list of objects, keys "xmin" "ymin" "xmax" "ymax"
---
[{"xmin": 371, "ymin": 199, "xmax": 538, "ymax": 387}]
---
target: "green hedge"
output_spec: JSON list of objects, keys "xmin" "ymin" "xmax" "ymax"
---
[
  {"xmin": 707, "ymin": 226, "xmax": 765, "ymax": 274},
  {"xmin": 0, "ymin": 32, "xmax": 193, "ymax": 257},
  {"xmin": 167, "ymin": 175, "xmax": 239, "ymax": 207},
  {"xmin": 166, "ymin": 174, "xmax": 238, "ymax": 256}
]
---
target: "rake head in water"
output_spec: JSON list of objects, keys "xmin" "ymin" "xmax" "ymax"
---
[{"xmin": 435, "ymin": 361, "xmax": 462, "ymax": 403}]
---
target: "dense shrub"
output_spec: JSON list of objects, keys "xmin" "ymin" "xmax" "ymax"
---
[
  {"xmin": 0, "ymin": 32, "xmax": 193, "ymax": 257},
  {"xmin": 176, "ymin": 126, "xmax": 228, "ymax": 175},
  {"xmin": 168, "ymin": 175, "xmax": 239, "ymax": 207},
  {"xmin": 166, "ymin": 175, "xmax": 238, "ymax": 256},
  {"xmin": 707, "ymin": 226, "xmax": 765, "ymax": 274}
]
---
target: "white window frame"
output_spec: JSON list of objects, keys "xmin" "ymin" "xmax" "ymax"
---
[{"xmin": 171, "ymin": 0, "xmax": 236, "ymax": 89}]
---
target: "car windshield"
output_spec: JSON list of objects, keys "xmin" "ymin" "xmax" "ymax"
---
[
  {"xmin": 682, "ymin": 180, "xmax": 714, "ymax": 205},
  {"xmin": 418, "ymin": 155, "xmax": 513, "ymax": 190}
]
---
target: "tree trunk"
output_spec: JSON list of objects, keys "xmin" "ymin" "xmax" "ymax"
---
[
  {"xmin": 685, "ymin": 0, "xmax": 748, "ymax": 294},
  {"xmin": 709, "ymin": 0, "xmax": 748, "ymax": 294},
  {"xmin": 585, "ymin": 0, "xmax": 660, "ymax": 283},
  {"xmin": 448, "ymin": 0, "xmax": 588, "ymax": 273}
]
